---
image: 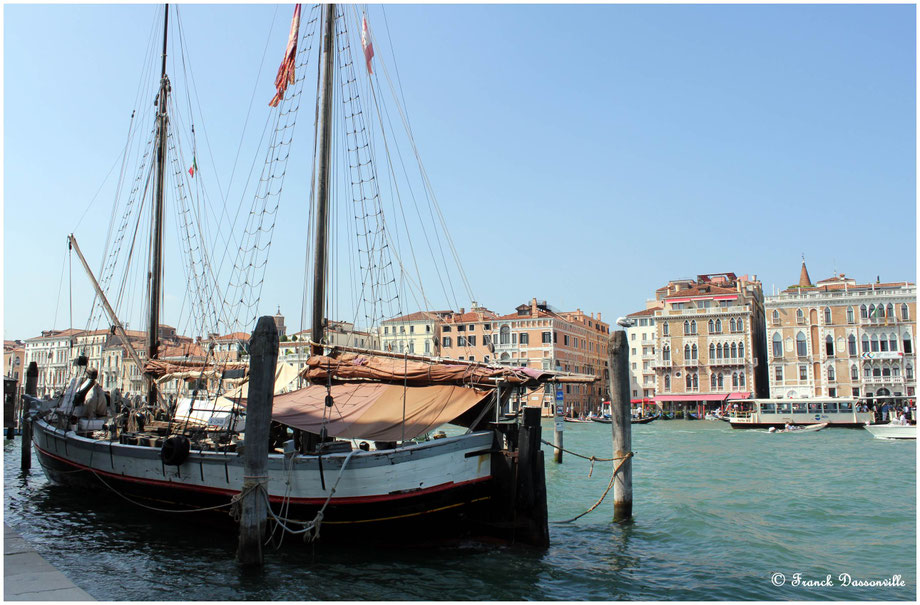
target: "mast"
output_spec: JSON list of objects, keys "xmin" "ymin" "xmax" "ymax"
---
[
  {"xmin": 311, "ymin": 3, "xmax": 336, "ymax": 356},
  {"xmin": 148, "ymin": 4, "xmax": 170, "ymax": 405}
]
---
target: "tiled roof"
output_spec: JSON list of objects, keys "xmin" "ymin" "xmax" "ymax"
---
[
  {"xmin": 381, "ymin": 311, "xmax": 451, "ymax": 323},
  {"xmin": 211, "ymin": 332, "xmax": 250, "ymax": 341},
  {"xmin": 443, "ymin": 310, "xmax": 498, "ymax": 323},
  {"xmin": 626, "ymin": 308, "xmax": 658, "ymax": 318}
]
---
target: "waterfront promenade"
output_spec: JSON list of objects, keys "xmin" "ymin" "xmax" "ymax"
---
[{"xmin": 4, "ymin": 523, "xmax": 94, "ymax": 601}]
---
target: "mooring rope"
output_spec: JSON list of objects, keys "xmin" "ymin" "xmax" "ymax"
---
[
  {"xmin": 550, "ymin": 451, "xmax": 634, "ymax": 525},
  {"xmin": 90, "ymin": 469, "xmax": 237, "ymax": 514}
]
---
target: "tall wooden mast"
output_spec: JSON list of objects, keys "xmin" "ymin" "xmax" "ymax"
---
[
  {"xmin": 148, "ymin": 4, "xmax": 170, "ymax": 405},
  {"xmin": 310, "ymin": 3, "xmax": 336, "ymax": 356}
]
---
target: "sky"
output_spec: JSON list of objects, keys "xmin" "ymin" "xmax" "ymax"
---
[{"xmin": 3, "ymin": 3, "xmax": 916, "ymax": 342}]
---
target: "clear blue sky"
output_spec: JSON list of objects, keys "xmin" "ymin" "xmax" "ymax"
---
[{"xmin": 3, "ymin": 3, "xmax": 916, "ymax": 341}]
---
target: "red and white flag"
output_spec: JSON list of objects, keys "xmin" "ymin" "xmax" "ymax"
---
[
  {"xmin": 361, "ymin": 14, "xmax": 375, "ymax": 74},
  {"xmin": 269, "ymin": 4, "xmax": 302, "ymax": 107}
]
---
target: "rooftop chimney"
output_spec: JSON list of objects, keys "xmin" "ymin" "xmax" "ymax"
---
[{"xmin": 531, "ymin": 297, "xmax": 538, "ymax": 317}]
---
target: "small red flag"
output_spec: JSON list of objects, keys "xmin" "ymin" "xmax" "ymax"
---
[
  {"xmin": 188, "ymin": 156, "xmax": 197, "ymax": 177},
  {"xmin": 361, "ymin": 15, "xmax": 374, "ymax": 75},
  {"xmin": 270, "ymin": 4, "xmax": 302, "ymax": 107}
]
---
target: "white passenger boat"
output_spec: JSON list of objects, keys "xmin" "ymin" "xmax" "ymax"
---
[
  {"xmin": 863, "ymin": 422, "xmax": 917, "ymax": 440},
  {"xmin": 727, "ymin": 398, "xmax": 873, "ymax": 429}
]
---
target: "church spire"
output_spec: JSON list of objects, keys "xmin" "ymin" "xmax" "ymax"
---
[{"xmin": 798, "ymin": 255, "xmax": 813, "ymax": 288}]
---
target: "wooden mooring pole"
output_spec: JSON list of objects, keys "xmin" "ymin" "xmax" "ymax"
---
[
  {"xmin": 607, "ymin": 331, "xmax": 633, "ymax": 523},
  {"xmin": 553, "ymin": 388, "xmax": 564, "ymax": 463},
  {"xmin": 237, "ymin": 316, "xmax": 278, "ymax": 567},
  {"xmin": 21, "ymin": 362, "xmax": 38, "ymax": 471},
  {"xmin": 516, "ymin": 406, "xmax": 549, "ymax": 546}
]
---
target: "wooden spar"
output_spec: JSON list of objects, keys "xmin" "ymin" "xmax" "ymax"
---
[
  {"xmin": 237, "ymin": 316, "xmax": 278, "ymax": 566},
  {"xmin": 22, "ymin": 361, "xmax": 37, "ymax": 471},
  {"xmin": 608, "ymin": 331, "xmax": 633, "ymax": 522},
  {"xmin": 68, "ymin": 235, "xmax": 151, "ymax": 406},
  {"xmin": 147, "ymin": 4, "xmax": 169, "ymax": 407},
  {"xmin": 310, "ymin": 3, "xmax": 337, "ymax": 357}
]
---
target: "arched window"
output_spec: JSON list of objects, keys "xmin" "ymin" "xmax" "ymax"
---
[
  {"xmin": 772, "ymin": 310, "xmax": 780, "ymax": 324},
  {"xmin": 904, "ymin": 332, "xmax": 913, "ymax": 354},
  {"xmin": 739, "ymin": 342, "xmax": 745, "ymax": 358},
  {"xmin": 663, "ymin": 322, "xmax": 670, "ymax": 336},
  {"xmin": 873, "ymin": 367, "xmax": 881, "ymax": 378},
  {"xmin": 730, "ymin": 343, "xmax": 738, "ymax": 358},
  {"xmin": 683, "ymin": 321, "xmax": 690, "ymax": 335},
  {"xmin": 889, "ymin": 334, "xmax": 898, "ymax": 351},
  {"xmin": 868, "ymin": 304, "xmax": 876, "ymax": 319},
  {"xmin": 684, "ymin": 344, "xmax": 691, "ymax": 360},
  {"xmin": 864, "ymin": 366, "xmax": 872, "ymax": 379},
  {"xmin": 732, "ymin": 372, "xmax": 739, "ymax": 387},
  {"xmin": 737, "ymin": 318, "xmax": 744, "ymax": 331},
  {"xmin": 664, "ymin": 374, "xmax": 671, "ymax": 390},
  {"xmin": 900, "ymin": 303, "xmax": 909, "ymax": 320},
  {"xmin": 879, "ymin": 334, "xmax": 889, "ymax": 352},
  {"xmin": 871, "ymin": 335, "xmax": 879, "ymax": 352},
  {"xmin": 796, "ymin": 332, "xmax": 807, "ymax": 356},
  {"xmin": 882, "ymin": 367, "xmax": 891, "ymax": 378},
  {"xmin": 796, "ymin": 309, "xmax": 805, "ymax": 323},
  {"xmin": 718, "ymin": 373, "xmax": 724, "ymax": 388},
  {"xmin": 710, "ymin": 373, "xmax": 717, "ymax": 389},
  {"xmin": 860, "ymin": 304, "xmax": 868, "ymax": 319},
  {"xmin": 690, "ymin": 320, "xmax": 697, "ymax": 335},
  {"xmin": 824, "ymin": 307, "xmax": 832, "ymax": 324},
  {"xmin": 886, "ymin": 303, "xmax": 894, "ymax": 318},
  {"xmin": 730, "ymin": 318, "xmax": 737, "ymax": 332},
  {"xmin": 692, "ymin": 373, "xmax": 698, "ymax": 389},
  {"xmin": 828, "ymin": 365, "xmax": 835, "ymax": 381},
  {"xmin": 906, "ymin": 364, "xmax": 913, "ymax": 380},
  {"xmin": 686, "ymin": 373, "xmax": 692, "ymax": 389},
  {"xmin": 825, "ymin": 335, "xmax": 834, "ymax": 356},
  {"xmin": 772, "ymin": 333, "xmax": 783, "ymax": 357},
  {"xmin": 499, "ymin": 325, "xmax": 511, "ymax": 345},
  {"xmin": 892, "ymin": 365, "xmax": 900, "ymax": 377},
  {"xmin": 717, "ymin": 343, "xmax": 723, "ymax": 359},
  {"xmin": 663, "ymin": 346, "xmax": 670, "ymax": 361},
  {"xmin": 850, "ymin": 365, "xmax": 858, "ymax": 380},
  {"xmin": 708, "ymin": 319, "xmax": 715, "ymax": 333},
  {"xmin": 861, "ymin": 335, "xmax": 870, "ymax": 353},
  {"xmin": 846, "ymin": 307, "xmax": 855, "ymax": 323},
  {"xmin": 739, "ymin": 372, "xmax": 745, "ymax": 387},
  {"xmin": 715, "ymin": 319, "xmax": 722, "ymax": 333},
  {"xmin": 848, "ymin": 335, "xmax": 857, "ymax": 355},
  {"xmin": 709, "ymin": 343, "xmax": 715, "ymax": 359},
  {"xmin": 691, "ymin": 344, "xmax": 698, "ymax": 360}
]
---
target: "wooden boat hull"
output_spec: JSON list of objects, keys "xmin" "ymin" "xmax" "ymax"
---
[{"xmin": 31, "ymin": 417, "xmax": 497, "ymax": 541}]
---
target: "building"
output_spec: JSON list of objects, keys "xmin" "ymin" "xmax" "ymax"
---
[
  {"xmin": 282, "ymin": 320, "xmax": 380, "ymax": 374},
  {"xmin": 624, "ymin": 305, "xmax": 662, "ymax": 407},
  {"xmin": 379, "ymin": 310, "xmax": 452, "ymax": 356},
  {"xmin": 765, "ymin": 263, "xmax": 916, "ymax": 403},
  {"xmin": 652, "ymin": 273, "xmax": 768, "ymax": 415},
  {"xmin": 23, "ymin": 329, "xmax": 84, "ymax": 397},
  {"xmin": 4, "ymin": 341, "xmax": 25, "ymax": 383},
  {"xmin": 435, "ymin": 305, "xmax": 499, "ymax": 363}
]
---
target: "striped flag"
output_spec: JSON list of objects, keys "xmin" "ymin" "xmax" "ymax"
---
[
  {"xmin": 362, "ymin": 14, "xmax": 375, "ymax": 74},
  {"xmin": 188, "ymin": 156, "xmax": 197, "ymax": 177},
  {"xmin": 269, "ymin": 4, "xmax": 302, "ymax": 107}
]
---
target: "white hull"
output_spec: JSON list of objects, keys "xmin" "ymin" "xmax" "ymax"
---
[{"xmin": 863, "ymin": 423, "xmax": 917, "ymax": 440}]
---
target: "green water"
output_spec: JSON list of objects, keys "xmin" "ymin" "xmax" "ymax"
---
[{"xmin": 4, "ymin": 420, "xmax": 916, "ymax": 600}]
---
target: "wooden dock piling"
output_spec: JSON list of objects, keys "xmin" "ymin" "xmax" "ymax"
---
[
  {"xmin": 516, "ymin": 406, "xmax": 549, "ymax": 546},
  {"xmin": 553, "ymin": 393, "xmax": 564, "ymax": 463},
  {"xmin": 237, "ymin": 316, "xmax": 278, "ymax": 567},
  {"xmin": 21, "ymin": 362, "xmax": 37, "ymax": 471},
  {"xmin": 607, "ymin": 331, "xmax": 633, "ymax": 523}
]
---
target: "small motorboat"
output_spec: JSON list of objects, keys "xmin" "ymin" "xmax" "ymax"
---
[
  {"xmin": 563, "ymin": 417, "xmax": 593, "ymax": 424},
  {"xmin": 863, "ymin": 422, "xmax": 917, "ymax": 440},
  {"xmin": 769, "ymin": 422, "xmax": 829, "ymax": 434}
]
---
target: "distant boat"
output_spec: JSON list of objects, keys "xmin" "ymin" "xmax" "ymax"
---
[
  {"xmin": 863, "ymin": 423, "xmax": 916, "ymax": 440},
  {"xmin": 564, "ymin": 417, "xmax": 593, "ymax": 424},
  {"xmin": 770, "ymin": 422, "xmax": 828, "ymax": 434},
  {"xmin": 591, "ymin": 414, "xmax": 658, "ymax": 425}
]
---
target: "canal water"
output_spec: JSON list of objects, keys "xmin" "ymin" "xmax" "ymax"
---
[{"xmin": 4, "ymin": 420, "xmax": 915, "ymax": 600}]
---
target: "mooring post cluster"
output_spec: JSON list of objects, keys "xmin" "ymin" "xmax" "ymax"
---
[{"xmin": 21, "ymin": 361, "xmax": 37, "ymax": 471}]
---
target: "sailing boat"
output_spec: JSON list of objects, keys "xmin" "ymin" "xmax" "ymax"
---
[{"xmin": 27, "ymin": 4, "xmax": 591, "ymax": 546}]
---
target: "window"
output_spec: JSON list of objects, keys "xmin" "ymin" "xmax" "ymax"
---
[
  {"xmin": 565, "ymin": 335, "xmax": 570, "ymax": 346},
  {"xmin": 824, "ymin": 307, "xmax": 832, "ymax": 324},
  {"xmin": 730, "ymin": 318, "xmax": 737, "ymax": 332},
  {"xmin": 468, "ymin": 335, "xmax": 477, "ymax": 346},
  {"xmin": 825, "ymin": 335, "xmax": 834, "ymax": 356},
  {"xmin": 796, "ymin": 309, "xmax": 805, "ymax": 323},
  {"xmin": 907, "ymin": 364, "xmax": 914, "ymax": 380},
  {"xmin": 828, "ymin": 365, "xmax": 835, "ymax": 381},
  {"xmin": 715, "ymin": 319, "xmax": 722, "ymax": 333},
  {"xmin": 691, "ymin": 320, "xmax": 697, "ymax": 335},
  {"xmin": 708, "ymin": 319, "xmax": 715, "ymax": 333},
  {"xmin": 500, "ymin": 326, "xmax": 511, "ymax": 345},
  {"xmin": 823, "ymin": 402, "xmax": 839, "ymax": 414},
  {"xmin": 664, "ymin": 374, "xmax": 670, "ymax": 391},
  {"xmin": 483, "ymin": 334, "xmax": 492, "ymax": 347},
  {"xmin": 799, "ymin": 365, "xmax": 808, "ymax": 381},
  {"xmin": 541, "ymin": 331, "xmax": 551, "ymax": 344},
  {"xmin": 739, "ymin": 342, "xmax": 744, "ymax": 358},
  {"xmin": 442, "ymin": 336, "xmax": 452, "ymax": 348},
  {"xmin": 691, "ymin": 344, "xmax": 698, "ymax": 360},
  {"xmin": 772, "ymin": 310, "xmax": 780, "ymax": 324},
  {"xmin": 410, "ymin": 325, "xmax": 415, "ymax": 333},
  {"xmin": 384, "ymin": 326, "xmax": 389, "ymax": 335},
  {"xmin": 904, "ymin": 332, "xmax": 912, "ymax": 354},
  {"xmin": 716, "ymin": 343, "xmax": 723, "ymax": 359},
  {"xmin": 889, "ymin": 334, "xmax": 897, "ymax": 352},
  {"xmin": 684, "ymin": 344, "xmax": 691, "ymax": 360},
  {"xmin": 468, "ymin": 355, "xmax": 475, "ymax": 362},
  {"xmin": 443, "ymin": 326, "xmax": 451, "ymax": 332},
  {"xmin": 709, "ymin": 343, "xmax": 716, "ymax": 359},
  {"xmin": 710, "ymin": 373, "xmax": 717, "ymax": 389},
  {"xmin": 848, "ymin": 335, "xmax": 857, "ymax": 355},
  {"xmin": 900, "ymin": 304, "xmax": 909, "ymax": 320},
  {"xmin": 732, "ymin": 372, "xmax": 739, "ymax": 387},
  {"xmin": 886, "ymin": 303, "xmax": 894, "ymax": 319},
  {"xmin": 871, "ymin": 335, "xmax": 879, "ymax": 352},
  {"xmin": 426, "ymin": 324, "xmax": 431, "ymax": 332},
  {"xmin": 730, "ymin": 343, "xmax": 737, "ymax": 358},
  {"xmin": 761, "ymin": 403, "xmax": 775, "ymax": 414},
  {"xmin": 860, "ymin": 304, "xmax": 868, "ymax": 319},
  {"xmin": 683, "ymin": 321, "xmax": 690, "ymax": 335},
  {"xmin": 850, "ymin": 364, "xmax": 858, "ymax": 380},
  {"xmin": 846, "ymin": 307, "xmax": 855, "ymax": 323},
  {"xmin": 520, "ymin": 333, "xmax": 529, "ymax": 345},
  {"xmin": 457, "ymin": 325, "xmax": 465, "ymax": 332},
  {"xmin": 663, "ymin": 323, "xmax": 669, "ymax": 336},
  {"xmin": 792, "ymin": 402, "xmax": 807, "ymax": 413},
  {"xmin": 796, "ymin": 332, "xmax": 807, "ymax": 356},
  {"xmin": 774, "ymin": 366, "xmax": 783, "ymax": 382},
  {"xmin": 879, "ymin": 335, "xmax": 889, "ymax": 352},
  {"xmin": 458, "ymin": 336, "xmax": 467, "ymax": 347},
  {"xmin": 662, "ymin": 346, "xmax": 670, "ymax": 362},
  {"xmin": 772, "ymin": 333, "xmax": 783, "ymax": 357}
]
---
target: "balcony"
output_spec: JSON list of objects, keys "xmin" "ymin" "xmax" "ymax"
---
[{"xmin": 653, "ymin": 360, "xmax": 672, "ymax": 369}]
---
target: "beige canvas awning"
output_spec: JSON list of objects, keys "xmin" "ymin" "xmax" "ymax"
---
[{"xmin": 271, "ymin": 382, "xmax": 491, "ymax": 441}]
